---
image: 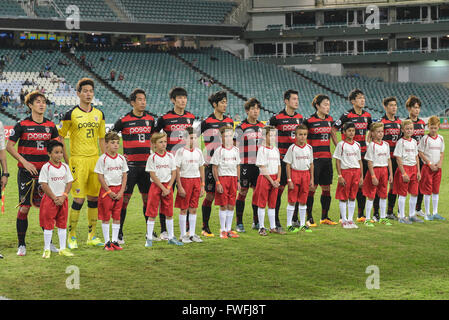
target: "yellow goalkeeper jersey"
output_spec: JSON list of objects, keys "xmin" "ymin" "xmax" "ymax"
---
[{"xmin": 58, "ymin": 105, "xmax": 106, "ymax": 157}]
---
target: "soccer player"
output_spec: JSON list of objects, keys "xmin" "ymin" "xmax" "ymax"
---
[
  {"xmin": 376, "ymin": 97, "xmax": 402, "ymax": 221},
  {"xmin": 393, "ymin": 120, "xmax": 422, "ymax": 224},
  {"xmin": 144, "ymin": 132, "xmax": 183, "ymax": 247},
  {"xmin": 58, "ymin": 78, "xmax": 106, "ymax": 249},
  {"xmin": 7, "ymin": 91, "xmax": 59, "ymax": 256},
  {"xmin": 269, "ymin": 89, "xmax": 303, "ymax": 234},
  {"xmin": 333, "ymin": 123, "xmax": 363, "ymax": 229},
  {"xmin": 332, "ymin": 88, "xmax": 372, "ymax": 222},
  {"xmin": 39, "ymin": 140, "xmax": 74, "ymax": 258},
  {"xmin": 154, "ymin": 87, "xmax": 195, "ymax": 240},
  {"xmin": 210, "ymin": 125, "xmax": 241, "ymax": 239},
  {"xmin": 234, "ymin": 98, "xmax": 265, "ymax": 233},
  {"xmin": 303, "ymin": 94, "xmax": 338, "ymax": 226},
  {"xmin": 0, "ymin": 120, "xmax": 7, "ymax": 259},
  {"xmin": 284, "ymin": 125, "xmax": 314, "ymax": 233},
  {"xmin": 362, "ymin": 123, "xmax": 393, "ymax": 227},
  {"xmin": 418, "ymin": 116, "xmax": 445, "ymax": 221},
  {"xmin": 95, "ymin": 132, "xmax": 129, "ymax": 251},
  {"xmin": 201, "ymin": 91, "xmax": 234, "ymax": 237},
  {"xmin": 174, "ymin": 127, "xmax": 206, "ymax": 243},
  {"xmin": 405, "ymin": 95, "xmax": 426, "ymax": 217},
  {"xmin": 111, "ymin": 88, "xmax": 155, "ymax": 244},
  {"xmin": 253, "ymin": 126, "xmax": 281, "ymax": 236}
]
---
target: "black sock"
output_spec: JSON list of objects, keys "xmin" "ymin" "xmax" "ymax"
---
[
  {"xmin": 252, "ymin": 204, "xmax": 259, "ymax": 224},
  {"xmin": 17, "ymin": 218, "xmax": 28, "ymax": 246},
  {"xmin": 387, "ymin": 192, "xmax": 397, "ymax": 215},
  {"xmin": 202, "ymin": 205, "xmax": 212, "ymax": 230},
  {"xmin": 292, "ymin": 202, "xmax": 299, "ymax": 223},
  {"xmin": 275, "ymin": 188, "xmax": 284, "ymax": 227},
  {"xmin": 320, "ymin": 194, "xmax": 331, "ymax": 220},
  {"xmin": 306, "ymin": 194, "xmax": 314, "ymax": 221},
  {"xmin": 159, "ymin": 213, "xmax": 166, "ymax": 233},
  {"xmin": 235, "ymin": 199, "xmax": 244, "ymax": 225},
  {"xmin": 416, "ymin": 192, "xmax": 423, "ymax": 211},
  {"xmin": 356, "ymin": 190, "xmax": 366, "ymax": 218},
  {"xmin": 119, "ymin": 207, "xmax": 127, "ymax": 237},
  {"xmin": 143, "ymin": 205, "xmax": 148, "ymax": 224},
  {"xmin": 373, "ymin": 195, "xmax": 380, "ymax": 217}
]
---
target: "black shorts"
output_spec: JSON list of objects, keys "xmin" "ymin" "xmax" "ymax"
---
[
  {"xmin": 18, "ymin": 167, "xmax": 43, "ymax": 207},
  {"xmin": 313, "ymin": 158, "xmax": 333, "ymax": 186},
  {"xmin": 124, "ymin": 166, "xmax": 151, "ymax": 196},
  {"xmin": 240, "ymin": 164, "xmax": 259, "ymax": 189},
  {"xmin": 280, "ymin": 161, "xmax": 288, "ymax": 186},
  {"xmin": 205, "ymin": 164, "xmax": 215, "ymax": 193}
]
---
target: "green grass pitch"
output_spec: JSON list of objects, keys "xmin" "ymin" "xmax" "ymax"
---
[{"xmin": 0, "ymin": 131, "xmax": 449, "ymax": 300}]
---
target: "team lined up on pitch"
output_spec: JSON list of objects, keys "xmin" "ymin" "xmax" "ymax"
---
[{"xmin": 0, "ymin": 78, "xmax": 445, "ymax": 259}]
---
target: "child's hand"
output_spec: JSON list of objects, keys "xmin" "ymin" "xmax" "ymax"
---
[
  {"xmin": 388, "ymin": 175, "xmax": 393, "ymax": 184},
  {"xmin": 417, "ymin": 172, "xmax": 421, "ymax": 182},
  {"xmin": 288, "ymin": 181, "xmax": 294, "ymax": 190},
  {"xmin": 216, "ymin": 183, "xmax": 224, "ymax": 194},
  {"xmin": 309, "ymin": 179, "xmax": 314, "ymax": 188},
  {"xmin": 108, "ymin": 192, "xmax": 117, "ymax": 199},
  {"xmin": 359, "ymin": 178, "xmax": 363, "ymax": 188},
  {"xmin": 161, "ymin": 187, "xmax": 169, "ymax": 197},
  {"xmin": 338, "ymin": 176, "xmax": 346, "ymax": 186},
  {"xmin": 271, "ymin": 180, "xmax": 279, "ymax": 188},
  {"xmin": 200, "ymin": 186, "xmax": 205, "ymax": 197},
  {"xmin": 115, "ymin": 191, "xmax": 124, "ymax": 200},
  {"xmin": 237, "ymin": 183, "xmax": 241, "ymax": 192},
  {"xmin": 402, "ymin": 174, "xmax": 410, "ymax": 183},
  {"xmin": 178, "ymin": 186, "xmax": 186, "ymax": 198},
  {"xmin": 430, "ymin": 164, "xmax": 438, "ymax": 172},
  {"xmin": 372, "ymin": 176, "xmax": 378, "ymax": 186},
  {"xmin": 54, "ymin": 196, "xmax": 64, "ymax": 206}
]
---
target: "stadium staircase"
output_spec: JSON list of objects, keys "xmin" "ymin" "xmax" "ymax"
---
[
  {"xmin": 292, "ymin": 69, "xmax": 386, "ymax": 117},
  {"xmin": 171, "ymin": 52, "xmax": 276, "ymax": 118},
  {"xmin": 63, "ymin": 51, "xmax": 138, "ymax": 113}
]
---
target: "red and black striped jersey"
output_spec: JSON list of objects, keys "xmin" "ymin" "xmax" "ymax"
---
[
  {"xmin": 333, "ymin": 108, "xmax": 372, "ymax": 157},
  {"xmin": 201, "ymin": 113, "xmax": 234, "ymax": 164},
  {"xmin": 234, "ymin": 119, "xmax": 265, "ymax": 164},
  {"xmin": 380, "ymin": 114, "xmax": 401, "ymax": 156},
  {"xmin": 269, "ymin": 110, "xmax": 303, "ymax": 159},
  {"xmin": 155, "ymin": 109, "xmax": 195, "ymax": 153},
  {"xmin": 303, "ymin": 113, "xmax": 334, "ymax": 159},
  {"xmin": 406, "ymin": 117, "xmax": 426, "ymax": 144},
  {"xmin": 9, "ymin": 116, "xmax": 59, "ymax": 171},
  {"xmin": 112, "ymin": 111, "xmax": 155, "ymax": 167}
]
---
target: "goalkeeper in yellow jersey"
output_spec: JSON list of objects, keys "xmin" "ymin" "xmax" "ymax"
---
[{"xmin": 58, "ymin": 78, "xmax": 106, "ymax": 248}]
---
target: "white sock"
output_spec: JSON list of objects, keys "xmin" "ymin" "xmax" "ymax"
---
[
  {"xmin": 44, "ymin": 229, "xmax": 53, "ymax": 250},
  {"xmin": 268, "ymin": 208, "xmax": 276, "ymax": 229},
  {"xmin": 379, "ymin": 198, "xmax": 387, "ymax": 219},
  {"xmin": 409, "ymin": 195, "xmax": 417, "ymax": 218},
  {"xmin": 146, "ymin": 220, "xmax": 155, "ymax": 240},
  {"xmin": 424, "ymin": 195, "xmax": 431, "ymax": 216},
  {"xmin": 57, "ymin": 228, "xmax": 66, "ymax": 250},
  {"xmin": 112, "ymin": 223, "xmax": 120, "ymax": 243},
  {"xmin": 219, "ymin": 209, "xmax": 227, "ymax": 232},
  {"xmin": 258, "ymin": 207, "xmax": 265, "ymax": 229},
  {"xmin": 166, "ymin": 218, "xmax": 174, "ymax": 239},
  {"xmin": 398, "ymin": 196, "xmax": 406, "ymax": 219},
  {"xmin": 432, "ymin": 194, "xmax": 439, "ymax": 215},
  {"xmin": 365, "ymin": 199, "xmax": 373, "ymax": 220},
  {"xmin": 189, "ymin": 214, "xmax": 197, "ymax": 236},
  {"xmin": 226, "ymin": 210, "xmax": 234, "ymax": 232},
  {"xmin": 102, "ymin": 223, "xmax": 110, "ymax": 243},
  {"xmin": 286, "ymin": 204, "xmax": 295, "ymax": 227},
  {"xmin": 348, "ymin": 201, "xmax": 356, "ymax": 222},
  {"xmin": 179, "ymin": 214, "xmax": 187, "ymax": 238},
  {"xmin": 299, "ymin": 204, "xmax": 307, "ymax": 227},
  {"xmin": 339, "ymin": 201, "xmax": 347, "ymax": 222}
]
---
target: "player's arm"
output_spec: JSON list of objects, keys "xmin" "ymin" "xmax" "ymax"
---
[
  {"xmin": 212, "ymin": 164, "xmax": 223, "ymax": 194},
  {"xmin": 97, "ymin": 173, "xmax": 116, "ymax": 199},
  {"xmin": 99, "ymin": 111, "xmax": 106, "ymax": 154},
  {"xmin": 0, "ymin": 148, "xmax": 8, "ymax": 188},
  {"xmin": 199, "ymin": 165, "xmax": 205, "ymax": 196},
  {"xmin": 367, "ymin": 160, "xmax": 378, "ymax": 185},
  {"xmin": 176, "ymin": 167, "xmax": 186, "ymax": 197},
  {"xmin": 116, "ymin": 172, "xmax": 127, "ymax": 200},
  {"xmin": 99, "ymin": 138, "xmax": 106, "ymax": 155},
  {"xmin": 309, "ymin": 162, "xmax": 314, "ymax": 187},
  {"xmin": 336, "ymin": 159, "xmax": 345, "ymax": 186},
  {"xmin": 6, "ymin": 139, "xmax": 38, "ymax": 175},
  {"xmin": 40, "ymin": 182, "xmax": 57, "ymax": 202},
  {"xmin": 418, "ymin": 151, "xmax": 430, "ymax": 165},
  {"xmin": 416, "ymin": 154, "xmax": 421, "ymax": 181},
  {"xmin": 387, "ymin": 158, "xmax": 393, "ymax": 184}
]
